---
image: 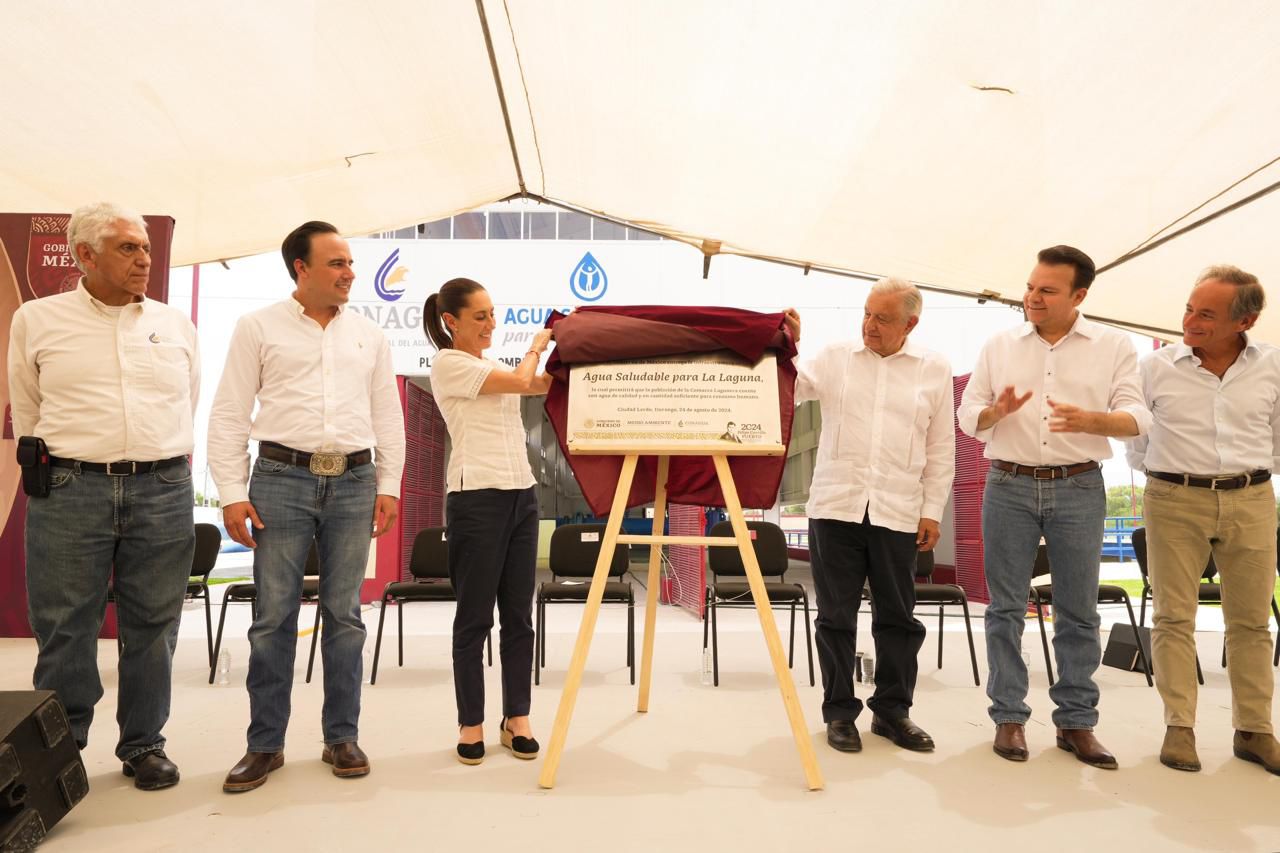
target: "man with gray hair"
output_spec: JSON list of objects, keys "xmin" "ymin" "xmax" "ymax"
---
[
  {"xmin": 784, "ymin": 277, "xmax": 955, "ymax": 754},
  {"xmin": 7, "ymin": 202, "xmax": 199, "ymax": 790},
  {"xmin": 1127, "ymin": 265, "xmax": 1280, "ymax": 775}
]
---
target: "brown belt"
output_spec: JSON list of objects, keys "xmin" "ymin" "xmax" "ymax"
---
[
  {"xmin": 259, "ymin": 442, "xmax": 372, "ymax": 469},
  {"xmin": 1146, "ymin": 469, "xmax": 1270, "ymax": 491},
  {"xmin": 991, "ymin": 459, "xmax": 1099, "ymax": 480}
]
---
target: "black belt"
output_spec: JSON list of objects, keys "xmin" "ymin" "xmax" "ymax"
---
[
  {"xmin": 991, "ymin": 460, "xmax": 1099, "ymax": 480},
  {"xmin": 259, "ymin": 442, "xmax": 372, "ymax": 469},
  {"xmin": 1147, "ymin": 469, "xmax": 1270, "ymax": 491},
  {"xmin": 50, "ymin": 456, "xmax": 187, "ymax": 476}
]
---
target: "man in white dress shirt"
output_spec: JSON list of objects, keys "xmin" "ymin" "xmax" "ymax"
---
[
  {"xmin": 1127, "ymin": 265, "xmax": 1280, "ymax": 775},
  {"xmin": 7, "ymin": 202, "xmax": 199, "ymax": 790},
  {"xmin": 788, "ymin": 278, "xmax": 955, "ymax": 754},
  {"xmin": 958, "ymin": 245, "xmax": 1149, "ymax": 769},
  {"xmin": 209, "ymin": 221, "xmax": 405, "ymax": 792}
]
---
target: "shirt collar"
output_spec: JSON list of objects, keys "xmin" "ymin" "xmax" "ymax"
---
[
  {"xmin": 1172, "ymin": 332, "xmax": 1258, "ymax": 363},
  {"xmin": 1018, "ymin": 311, "xmax": 1095, "ymax": 342},
  {"xmin": 76, "ymin": 277, "xmax": 145, "ymax": 315},
  {"xmin": 288, "ymin": 294, "xmax": 344, "ymax": 319},
  {"xmin": 854, "ymin": 338, "xmax": 922, "ymax": 360}
]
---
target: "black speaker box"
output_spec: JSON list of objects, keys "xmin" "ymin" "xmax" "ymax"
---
[
  {"xmin": 1102, "ymin": 622, "xmax": 1153, "ymax": 674},
  {"xmin": 0, "ymin": 691, "xmax": 88, "ymax": 852}
]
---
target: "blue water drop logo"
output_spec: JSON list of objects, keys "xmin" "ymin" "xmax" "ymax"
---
[
  {"xmin": 569, "ymin": 251, "xmax": 607, "ymax": 302},
  {"xmin": 373, "ymin": 248, "xmax": 406, "ymax": 302}
]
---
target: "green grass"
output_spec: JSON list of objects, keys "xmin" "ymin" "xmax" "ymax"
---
[{"xmin": 205, "ymin": 577, "xmax": 250, "ymax": 586}]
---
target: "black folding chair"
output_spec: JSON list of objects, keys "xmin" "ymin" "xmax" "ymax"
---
[
  {"xmin": 914, "ymin": 550, "xmax": 981, "ymax": 686},
  {"xmin": 370, "ymin": 527, "xmax": 490, "ymax": 684},
  {"xmin": 210, "ymin": 542, "xmax": 321, "ymax": 684},
  {"xmin": 109, "ymin": 522, "xmax": 222, "ymax": 666},
  {"xmin": 1029, "ymin": 544, "xmax": 1153, "ymax": 687},
  {"xmin": 536, "ymin": 523, "xmax": 633, "ymax": 685},
  {"xmin": 703, "ymin": 521, "xmax": 813, "ymax": 687}
]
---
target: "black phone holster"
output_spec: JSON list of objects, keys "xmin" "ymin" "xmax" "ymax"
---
[{"xmin": 17, "ymin": 436, "xmax": 51, "ymax": 498}]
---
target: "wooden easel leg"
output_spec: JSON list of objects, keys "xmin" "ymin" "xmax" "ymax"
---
[
  {"xmin": 712, "ymin": 454, "xmax": 824, "ymax": 791},
  {"xmin": 637, "ymin": 456, "xmax": 670, "ymax": 713},
  {"xmin": 538, "ymin": 454, "xmax": 639, "ymax": 789}
]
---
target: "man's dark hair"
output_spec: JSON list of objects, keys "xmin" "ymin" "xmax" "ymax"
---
[
  {"xmin": 282, "ymin": 221, "xmax": 339, "ymax": 282},
  {"xmin": 1037, "ymin": 245, "xmax": 1096, "ymax": 291}
]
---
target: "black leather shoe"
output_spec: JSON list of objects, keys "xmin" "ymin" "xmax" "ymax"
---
[
  {"xmin": 826, "ymin": 720, "xmax": 862, "ymax": 753},
  {"xmin": 500, "ymin": 717, "xmax": 539, "ymax": 760},
  {"xmin": 457, "ymin": 727, "xmax": 485, "ymax": 765},
  {"xmin": 871, "ymin": 715, "xmax": 935, "ymax": 752},
  {"xmin": 121, "ymin": 749, "xmax": 179, "ymax": 791},
  {"xmin": 321, "ymin": 742, "xmax": 370, "ymax": 777},
  {"xmin": 223, "ymin": 751, "xmax": 284, "ymax": 793}
]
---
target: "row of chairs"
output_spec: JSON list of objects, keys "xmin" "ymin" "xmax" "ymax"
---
[{"xmin": 176, "ymin": 522, "xmax": 1280, "ymax": 690}]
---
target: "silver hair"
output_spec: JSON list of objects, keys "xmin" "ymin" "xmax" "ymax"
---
[
  {"xmin": 1196, "ymin": 264, "xmax": 1265, "ymax": 321},
  {"xmin": 66, "ymin": 202, "xmax": 148, "ymax": 273},
  {"xmin": 869, "ymin": 277, "xmax": 923, "ymax": 320}
]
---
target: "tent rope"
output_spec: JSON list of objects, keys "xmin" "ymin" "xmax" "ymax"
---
[{"xmin": 476, "ymin": 0, "xmax": 526, "ymax": 194}]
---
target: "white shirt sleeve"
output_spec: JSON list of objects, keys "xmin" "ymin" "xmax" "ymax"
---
[
  {"xmin": 956, "ymin": 341, "xmax": 995, "ymax": 441},
  {"xmin": 207, "ymin": 316, "xmax": 264, "ymax": 505},
  {"xmin": 431, "ymin": 349, "xmax": 492, "ymax": 400},
  {"xmin": 794, "ymin": 347, "xmax": 822, "ymax": 405},
  {"xmin": 370, "ymin": 333, "xmax": 406, "ymax": 497},
  {"xmin": 1107, "ymin": 336, "xmax": 1151, "ymax": 436},
  {"xmin": 920, "ymin": 357, "xmax": 956, "ymax": 521},
  {"xmin": 6, "ymin": 308, "xmax": 39, "ymax": 437},
  {"xmin": 1124, "ymin": 355, "xmax": 1152, "ymax": 470}
]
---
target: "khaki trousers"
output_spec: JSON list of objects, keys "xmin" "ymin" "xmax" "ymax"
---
[{"xmin": 1143, "ymin": 477, "xmax": 1277, "ymax": 732}]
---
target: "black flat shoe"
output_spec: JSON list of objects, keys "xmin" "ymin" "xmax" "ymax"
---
[
  {"xmin": 826, "ymin": 720, "xmax": 862, "ymax": 753},
  {"xmin": 457, "ymin": 727, "xmax": 484, "ymax": 765},
  {"xmin": 871, "ymin": 714, "xmax": 935, "ymax": 752},
  {"xmin": 500, "ymin": 717, "xmax": 539, "ymax": 760}
]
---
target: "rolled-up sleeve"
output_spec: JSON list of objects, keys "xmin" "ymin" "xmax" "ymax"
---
[
  {"xmin": 1108, "ymin": 338, "xmax": 1151, "ymax": 436},
  {"xmin": 956, "ymin": 342, "xmax": 994, "ymax": 441}
]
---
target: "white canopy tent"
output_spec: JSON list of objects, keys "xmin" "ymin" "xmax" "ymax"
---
[{"xmin": 3, "ymin": 0, "xmax": 1278, "ymax": 340}]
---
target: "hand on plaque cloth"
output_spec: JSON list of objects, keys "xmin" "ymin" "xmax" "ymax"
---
[{"xmin": 542, "ymin": 305, "xmax": 798, "ymax": 516}]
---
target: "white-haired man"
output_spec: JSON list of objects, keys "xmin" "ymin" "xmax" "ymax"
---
[
  {"xmin": 1128, "ymin": 265, "xmax": 1280, "ymax": 775},
  {"xmin": 7, "ymin": 203, "xmax": 199, "ymax": 789},
  {"xmin": 785, "ymin": 278, "xmax": 955, "ymax": 754}
]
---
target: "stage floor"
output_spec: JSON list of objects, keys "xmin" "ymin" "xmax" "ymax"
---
[{"xmin": 1, "ymin": 577, "xmax": 1276, "ymax": 853}]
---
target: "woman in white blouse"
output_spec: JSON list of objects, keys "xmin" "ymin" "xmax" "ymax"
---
[{"xmin": 424, "ymin": 277, "xmax": 552, "ymax": 765}]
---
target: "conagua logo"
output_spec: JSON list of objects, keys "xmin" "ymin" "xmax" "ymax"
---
[
  {"xmin": 569, "ymin": 252, "xmax": 607, "ymax": 302},
  {"xmin": 374, "ymin": 248, "xmax": 408, "ymax": 302}
]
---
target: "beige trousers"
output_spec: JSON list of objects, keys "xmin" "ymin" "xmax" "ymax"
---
[{"xmin": 1143, "ymin": 477, "xmax": 1277, "ymax": 732}]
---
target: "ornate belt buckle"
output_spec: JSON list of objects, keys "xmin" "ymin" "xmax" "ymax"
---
[{"xmin": 309, "ymin": 452, "xmax": 347, "ymax": 477}]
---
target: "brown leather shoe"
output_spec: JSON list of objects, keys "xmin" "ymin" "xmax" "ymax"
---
[
  {"xmin": 322, "ymin": 742, "xmax": 370, "ymax": 778},
  {"xmin": 1160, "ymin": 726, "xmax": 1201, "ymax": 772},
  {"xmin": 993, "ymin": 723, "xmax": 1028, "ymax": 762},
  {"xmin": 1056, "ymin": 728, "xmax": 1118, "ymax": 770},
  {"xmin": 223, "ymin": 751, "xmax": 284, "ymax": 793},
  {"xmin": 1233, "ymin": 730, "xmax": 1280, "ymax": 775}
]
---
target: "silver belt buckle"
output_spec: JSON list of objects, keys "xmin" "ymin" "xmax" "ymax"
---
[
  {"xmin": 1032, "ymin": 467, "xmax": 1056, "ymax": 480},
  {"xmin": 1210, "ymin": 475, "xmax": 1237, "ymax": 491},
  {"xmin": 309, "ymin": 452, "xmax": 347, "ymax": 477}
]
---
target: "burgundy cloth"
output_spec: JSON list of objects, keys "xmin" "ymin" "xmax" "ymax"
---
[{"xmin": 544, "ymin": 306, "xmax": 797, "ymax": 516}]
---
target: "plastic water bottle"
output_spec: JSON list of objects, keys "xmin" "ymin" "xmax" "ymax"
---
[
  {"xmin": 860, "ymin": 654, "xmax": 876, "ymax": 685},
  {"xmin": 700, "ymin": 648, "xmax": 712, "ymax": 685},
  {"xmin": 216, "ymin": 649, "xmax": 231, "ymax": 685},
  {"xmin": 363, "ymin": 645, "xmax": 374, "ymax": 684}
]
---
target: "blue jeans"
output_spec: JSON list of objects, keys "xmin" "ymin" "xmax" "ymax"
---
[
  {"xmin": 244, "ymin": 458, "xmax": 375, "ymax": 751},
  {"xmin": 25, "ymin": 460, "xmax": 195, "ymax": 761},
  {"xmin": 981, "ymin": 465, "xmax": 1106, "ymax": 729}
]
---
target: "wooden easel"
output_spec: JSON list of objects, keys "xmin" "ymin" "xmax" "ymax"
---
[{"xmin": 538, "ymin": 443, "xmax": 824, "ymax": 791}]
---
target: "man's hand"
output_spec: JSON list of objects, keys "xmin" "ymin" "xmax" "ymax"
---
[
  {"xmin": 1047, "ymin": 399, "xmax": 1098, "ymax": 433},
  {"xmin": 372, "ymin": 494, "xmax": 399, "ymax": 538},
  {"xmin": 223, "ymin": 501, "xmax": 264, "ymax": 549},
  {"xmin": 916, "ymin": 517, "xmax": 941, "ymax": 552},
  {"xmin": 783, "ymin": 307, "xmax": 801, "ymax": 344},
  {"xmin": 977, "ymin": 385, "xmax": 1033, "ymax": 430}
]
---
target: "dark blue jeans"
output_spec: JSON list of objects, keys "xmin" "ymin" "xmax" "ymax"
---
[
  {"xmin": 981, "ymin": 465, "xmax": 1106, "ymax": 729},
  {"xmin": 244, "ymin": 458, "xmax": 375, "ymax": 752},
  {"xmin": 25, "ymin": 460, "xmax": 195, "ymax": 761}
]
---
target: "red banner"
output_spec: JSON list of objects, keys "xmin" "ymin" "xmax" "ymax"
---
[{"xmin": 0, "ymin": 212, "xmax": 174, "ymax": 637}]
